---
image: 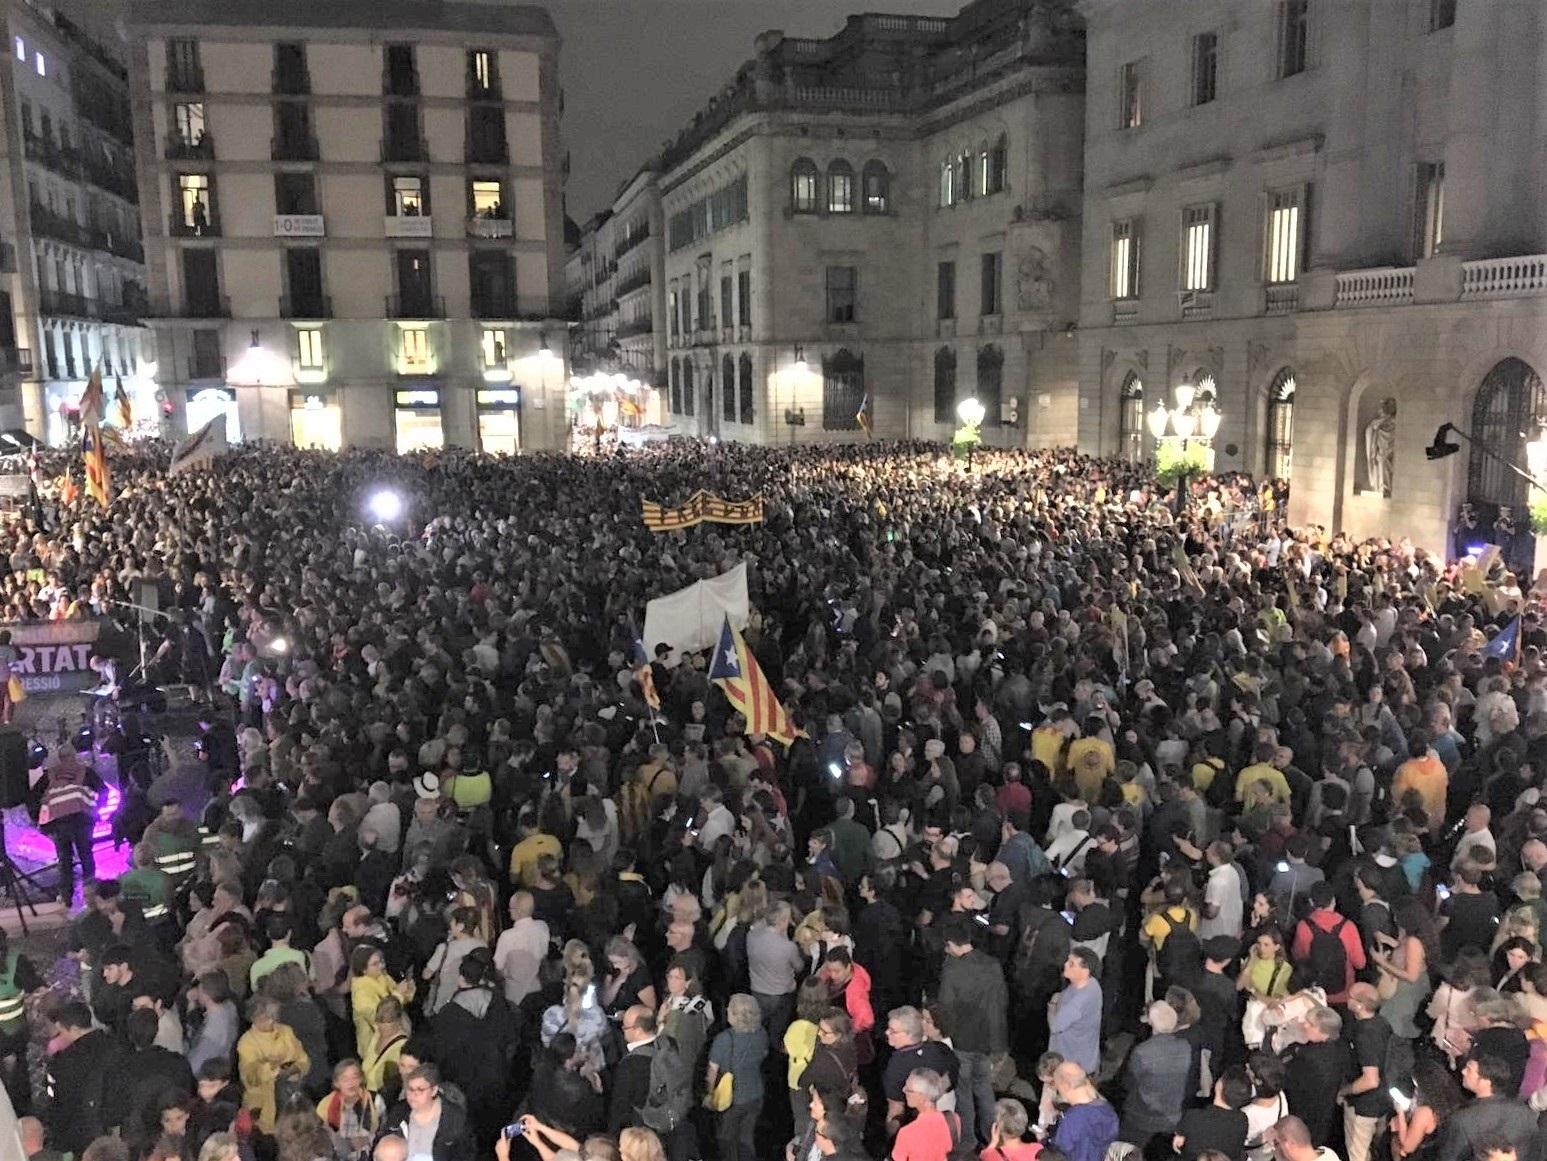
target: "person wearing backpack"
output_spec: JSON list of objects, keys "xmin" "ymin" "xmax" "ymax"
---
[
  {"xmin": 1143, "ymin": 877, "xmax": 1202, "ymax": 995},
  {"xmin": 1290, "ymin": 882, "xmax": 1365, "ymax": 1006}
]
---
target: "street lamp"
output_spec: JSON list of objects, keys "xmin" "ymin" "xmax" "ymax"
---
[
  {"xmin": 1147, "ymin": 383, "xmax": 1223, "ymax": 513},
  {"xmin": 956, "ymin": 396, "xmax": 986, "ymax": 471}
]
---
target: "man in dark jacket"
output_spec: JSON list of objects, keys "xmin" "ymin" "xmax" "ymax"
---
[
  {"xmin": 1281, "ymin": 1004, "xmax": 1354, "ymax": 1149},
  {"xmin": 939, "ymin": 917, "xmax": 1008, "ymax": 1148},
  {"xmin": 1119, "ymin": 1001, "xmax": 1193, "ymax": 1155},
  {"xmin": 380, "ymin": 1064, "xmax": 474, "ymax": 1161},
  {"xmin": 1436, "ymin": 1054, "xmax": 1540, "ymax": 1161},
  {"xmin": 428, "ymin": 958, "xmax": 521, "ymax": 1146},
  {"xmin": 122, "ymin": 1007, "xmax": 196, "ymax": 1153},
  {"xmin": 43, "ymin": 1001, "xmax": 124, "ymax": 1154},
  {"xmin": 608, "ymin": 1005, "xmax": 658, "ymax": 1134}
]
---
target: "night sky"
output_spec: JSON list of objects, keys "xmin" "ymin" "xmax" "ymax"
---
[{"xmin": 68, "ymin": 0, "xmax": 963, "ymax": 221}]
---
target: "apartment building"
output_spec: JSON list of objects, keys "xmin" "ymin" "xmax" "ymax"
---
[
  {"xmin": 0, "ymin": 2, "xmax": 148, "ymax": 442},
  {"xmin": 123, "ymin": 0, "xmax": 569, "ymax": 453},
  {"xmin": 638, "ymin": 0, "xmax": 1084, "ymax": 446},
  {"xmin": 1079, "ymin": 0, "xmax": 1547, "ymax": 555}
]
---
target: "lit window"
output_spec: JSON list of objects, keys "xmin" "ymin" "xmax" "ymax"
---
[
  {"xmin": 862, "ymin": 162, "xmax": 889, "ymax": 213},
  {"xmin": 1119, "ymin": 60, "xmax": 1142, "ymax": 129},
  {"xmin": 177, "ymin": 173, "xmax": 211, "ymax": 227},
  {"xmin": 481, "ymin": 326, "xmax": 508, "ymax": 368},
  {"xmin": 827, "ymin": 162, "xmax": 854, "ymax": 214},
  {"xmin": 393, "ymin": 176, "xmax": 423, "ymax": 216},
  {"xmin": 472, "ymin": 50, "xmax": 493, "ymax": 91},
  {"xmin": 471, "ymin": 180, "xmax": 503, "ymax": 217},
  {"xmin": 1414, "ymin": 163, "xmax": 1444, "ymax": 260},
  {"xmin": 399, "ymin": 326, "xmax": 430, "ymax": 373},
  {"xmin": 174, "ymin": 102, "xmax": 206, "ymax": 146},
  {"xmin": 1182, "ymin": 205, "xmax": 1214, "ymax": 292},
  {"xmin": 1111, "ymin": 220, "xmax": 1139, "ymax": 300},
  {"xmin": 13, "ymin": 37, "xmax": 24, "ymax": 63},
  {"xmin": 34, "ymin": 51, "xmax": 46, "ymax": 78},
  {"xmin": 1265, "ymin": 189, "xmax": 1303, "ymax": 284},
  {"xmin": 296, "ymin": 328, "xmax": 324, "ymax": 370},
  {"xmin": 939, "ymin": 161, "xmax": 955, "ymax": 208},
  {"xmin": 791, "ymin": 159, "xmax": 818, "ymax": 214}
]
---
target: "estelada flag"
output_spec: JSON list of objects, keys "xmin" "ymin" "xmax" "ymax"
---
[
  {"xmin": 113, "ymin": 376, "xmax": 132, "ymax": 428},
  {"xmin": 1483, "ymin": 614, "xmax": 1522, "ymax": 664},
  {"xmin": 708, "ymin": 615, "xmax": 801, "ymax": 746},
  {"xmin": 78, "ymin": 365, "xmax": 104, "ymax": 427},
  {"xmin": 82, "ymin": 423, "xmax": 110, "ymax": 506}
]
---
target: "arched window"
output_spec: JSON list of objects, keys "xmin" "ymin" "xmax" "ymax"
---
[
  {"xmin": 1193, "ymin": 371, "xmax": 1217, "ymax": 405},
  {"xmin": 862, "ymin": 161, "xmax": 890, "ymax": 214},
  {"xmin": 822, "ymin": 348, "xmax": 865, "ymax": 431},
  {"xmin": 955, "ymin": 152, "xmax": 972, "ymax": 201},
  {"xmin": 1468, "ymin": 358, "xmax": 1547, "ymax": 514},
  {"xmin": 790, "ymin": 158, "xmax": 818, "ymax": 214},
  {"xmin": 682, "ymin": 360, "xmax": 695, "ymax": 416},
  {"xmin": 933, "ymin": 347, "xmax": 957, "ymax": 424},
  {"xmin": 988, "ymin": 134, "xmax": 1008, "ymax": 194},
  {"xmin": 976, "ymin": 345, "xmax": 1003, "ymax": 428},
  {"xmin": 1118, "ymin": 371, "xmax": 1144, "ymax": 462},
  {"xmin": 1266, "ymin": 368, "xmax": 1295, "ymax": 481},
  {"xmin": 738, "ymin": 353, "xmax": 754, "ymax": 424},
  {"xmin": 669, "ymin": 357, "xmax": 680, "ymax": 413},
  {"xmin": 939, "ymin": 160, "xmax": 955, "ymax": 208},
  {"xmin": 827, "ymin": 160, "xmax": 854, "ymax": 214},
  {"xmin": 722, "ymin": 353, "xmax": 736, "ymax": 421}
]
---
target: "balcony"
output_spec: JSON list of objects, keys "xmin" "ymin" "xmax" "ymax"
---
[
  {"xmin": 39, "ymin": 290, "xmax": 96, "ymax": 319},
  {"xmin": 179, "ymin": 295, "xmax": 231, "ymax": 319},
  {"xmin": 1333, "ymin": 266, "xmax": 1414, "ymax": 308},
  {"xmin": 280, "ymin": 294, "xmax": 331, "ymax": 319},
  {"xmin": 616, "ymin": 268, "xmax": 651, "ymax": 297},
  {"xmin": 169, "ymin": 210, "xmax": 221, "ymax": 238},
  {"xmin": 187, "ymin": 355, "xmax": 226, "ymax": 380},
  {"xmin": 618, "ymin": 316, "xmax": 654, "ymax": 338},
  {"xmin": 100, "ymin": 302, "xmax": 142, "ymax": 326},
  {"xmin": 28, "ymin": 204, "xmax": 86, "ymax": 247},
  {"xmin": 471, "ymin": 294, "xmax": 516, "ymax": 320},
  {"xmin": 380, "ymin": 137, "xmax": 427, "ymax": 163},
  {"xmin": 84, "ymin": 158, "xmax": 139, "ymax": 203},
  {"xmin": 272, "ymin": 69, "xmax": 311, "ymax": 96},
  {"xmin": 107, "ymin": 235, "xmax": 145, "ymax": 263},
  {"xmin": 1264, "ymin": 284, "xmax": 1300, "ymax": 315},
  {"xmin": 1111, "ymin": 299, "xmax": 1138, "ymax": 324},
  {"xmin": 271, "ymin": 134, "xmax": 319, "ymax": 162},
  {"xmin": 615, "ymin": 230, "xmax": 650, "ymax": 260},
  {"xmin": 385, "ymin": 294, "xmax": 444, "ymax": 319},
  {"xmin": 166, "ymin": 66, "xmax": 205, "ymax": 94},
  {"xmin": 466, "ymin": 216, "xmax": 513, "ymax": 239},
  {"xmin": 1179, "ymin": 290, "xmax": 1214, "ymax": 319},
  {"xmin": 385, "ymin": 72, "xmax": 420, "ymax": 98},
  {"xmin": 273, "ymin": 214, "xmax": 325, "ymax": 238},
  {"xmin": 465, "ymin": 140, "xmax": 508, "ymax": 165},
  {"xmin": 165, "ymin": 134, "xmax": 214, "ymax": 161},
  {"xmin": 384, "ymin": 214, "xmax": 433, "ymax": 238},
  {"xmin": 0, "ymin": 348, "xmax": 33, "ymax": 376},
  {"xmin": 1461, "ymin": 255, "xmax": 1547, "ymax": 300}
]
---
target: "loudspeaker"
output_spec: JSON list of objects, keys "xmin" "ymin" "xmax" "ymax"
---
[
  {"xmin": 133, "ymin": 580, "xmax": 159, "ymax": 614},
  {"xmin": 0, "ymin": 728, "xmax": 30, "ymax": 809}
]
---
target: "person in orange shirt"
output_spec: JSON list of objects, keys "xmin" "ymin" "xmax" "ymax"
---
[{"xmin": 1391, "ymin": 734, "xmax": 1448, "ymax": 832}]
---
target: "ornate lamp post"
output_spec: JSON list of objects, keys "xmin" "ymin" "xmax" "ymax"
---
[
  {"xmin": 1147, "ymin": 383, "xmax": 1222, "ymax": 513},
  {"xmin": 956, "ymin": 396, "xmax": 986, "ymax": 472}
]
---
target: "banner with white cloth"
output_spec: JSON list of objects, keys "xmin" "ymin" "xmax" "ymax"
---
[
  {"xmin": 169, "ymin": 414, "xmax": 228, "ymax": 476},
  {"xmin": 642, "ymin": 562, "xmax": 749, "ymax": 660}
]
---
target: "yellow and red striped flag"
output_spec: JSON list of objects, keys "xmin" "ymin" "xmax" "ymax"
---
[
  {"xmin": 78, "ymin": 365, "xmax": 104, "ymax": 427},
  {"xmin": 707, "ymin": 615, "xmax": 801, "ymax": 746},
  {"xmin": 82, "ymin": 423, "xmax": 110, "ymax": 506},
  {"xmin": 113, "ymin": 376, "xmax": 132, "ymax": 428}
]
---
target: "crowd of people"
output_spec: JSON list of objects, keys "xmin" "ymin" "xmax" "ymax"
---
[{"xmin": 0, "ymin": 437, "xmax": 1537, "ymax": 1161}]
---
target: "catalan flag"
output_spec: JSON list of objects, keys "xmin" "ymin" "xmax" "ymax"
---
[
  {"xmin": 642, "ymin": 492, "xmax": 704, "ymax": 532},
  {"xmin": 698, "ymin": 493, "xmax": 763, "ymax": 525},
  {"xmin": 629, "ymin": 628, "xmax": 660, "ymax": 712},
  {"xmin": 113, "ymin": 376, "xmax": 132, "ymax": 428},
  {"xmin": 708, "ymin": 615, "xmax": 801, "ymax": 746},
  {"xmin": 82, "ymin": 423, "xmax": 109, "ymax": 506},
  {"xmin": 78, "ymin": 364, "xmax": 104, "ymax": 427},
  {"xmin": 856, "ymin": 392, "xmax": 873, "ymax": 438}
]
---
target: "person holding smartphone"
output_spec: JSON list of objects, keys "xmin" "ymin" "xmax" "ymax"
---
[{"xmin": 1388, "ymin": 1056, "xmax": 1462, "ymax": 1161}]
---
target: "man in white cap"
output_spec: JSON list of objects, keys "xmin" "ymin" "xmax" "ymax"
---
[{"xmin": 1119, "ymin": 1001, "xmax": 1193, "ymax": 1154}]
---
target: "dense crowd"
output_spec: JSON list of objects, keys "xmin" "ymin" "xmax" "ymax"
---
[{"xmin": 0, "ymin": 438, "xmax": 1538, "ymax": 1161}]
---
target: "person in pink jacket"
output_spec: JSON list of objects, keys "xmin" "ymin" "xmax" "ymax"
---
[{"xmin": 822, "ymin": 947, "xmax": 875, "ymax": 1063}]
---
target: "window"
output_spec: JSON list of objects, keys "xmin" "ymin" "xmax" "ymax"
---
[
  {"xmin": 273, "ymin": 102, "xmax": 314, "ymax": 158},
  {"xmin": 737, "ymin": 269, "xmax": 751, "ymax": 327},
  {"xmin": 177, "ymin": 173, "xmax": 212, "ymax": 229},
  {"xmin": 285, "ymin": 248, "xmax": 325, "ymax": 316},
  {"xmin": 13, "ymin": 37, "xmax": 22, "ymax": 62},
  {"xmin": 182, "ymin": 250, "xmax": 221, "ymax": 316},
  {"xmin": 679, "ymin": 285, "xmax": 691, "ymax": 335},
  {"xmin": 467, "ymin": 106, "xmax": 506, "ymax": 163},
  {"xmin": 1430, "ymin": 0, "xmax": 1456, "ymax": 31},
  {"xmin": 273, "ymin": 43, "xmax": 308, "ymax": 93},
  {"xmin": 862, "ymin": 161, "xmax": 890, "ymax": 213},
  {"xmin": 1118, "ymin": 373, "xmax": 1145, "ymax": 462},
  {"xmin": 791, "ymin": 159, "xmax": 818, "ymax": 214},
  {"xmin": 1119, "ymin": 60, "xmax": 1142, "ymax": 129},
  {"xmin": 933, "ymin": 347, "xmax": 957, "ymax": 423},
  {"xmin": 394, "ymin": 391, "xmax": 442, "ymax": 452},
  {"xmin": 977, "ymin": 346, "xmax": 1004, "ymax": 429},
  {"xmin": 822, "ymin": 349, "xmax": 864, "ymax": 431},
  {"xmin": 167, "ymin": 38, "xmax": 202, "ymax": 92},
  {"xmin": 1192, "ymin": 32, "xmax": 1219, "ymax": 105},
  {"xmin": 470, "ymin": 179, "xmax": 504, "ymax": 218},
  {"xmin": 34, "ymin": 51, "xmax": 45, "ymax": 78},
  {"xmin": 827, "ymin": 161, "xmax": 854, "ymax": 214},
  {"xmin": 939, "ymin": 160, "xmax": 955, "ymax": 207},
  {"xmin": 682, "ymin": 361, "xmax": 695, "ymax": 416},
  {"xmin": 722, "ymin": 355, "xmax": 736, "ymax": 422},
  {"xmin": 826, "ymin": 266, "xmax": 857, "ymax": 324},
  {"xmin": 1278, "ymin": 0, "xmax": 1310, "ymax": 78},
  {"xmin": 720, "ymin": 274, "xmax": 732, "ymax": 328},
  {"xmin": 1414, "ymin": 162, "xmax": 1445, "ymax": 260},
  {"xmin": 955, "ymin": 154, "xmax": 972, "ymax": 201},
  {"xmin": 1181, "ymin": 204, "xmax": 1214, "ymax": 292},
  {"xmin": 393, "ymin": 176, "xmax": 424, "ymax": 216},
  {"xmin": 274, "ymin": 171, "xmax": 318, "ymax": 216},
  {"xmin": 668, "ymin": 288, "xmax": 679, "ymax": 340},
  {"xmin": 481, "ymin": 327, "xmax": 508, "ymax": 369},
  {"xmin": 980, "ymin": 252, "xmax": 1002, "ymax": 316},
  {"xmin": 385, "ymin": 44, "xmax": 418, "ymax": 95},
  {"xmin": 739, "ymin": 357, "xmax": 758, "ymax": 430},
  {"xmin": 937, "ymin": 260, "xmax": 956, "ymax": 320},
  {"xmin": 399, "ymin": 326, "xmax": 430, "ymax": 373},
  {"xmin": 469, "ymin": 50, "xmax": 497, "ymax": 94},
  {"xmin": 1266, "ymin": 368, "xmax": 1295, "ymax": 480},
  {"xmin": 1265, "ymin": 188, "xmax": 1304, "ymax": 284},
  {"xmin": 669, "ymin": 358, "xmax": 680, "ymax": 413},
  {"xmin": 987, "ymin": 137, "xmax": 1008, "ymax": 195},
  {"xmin": 296, "ymin": 328, "xmax": 324, "ymax": 371},
  {"xmin": 1110, "ymin": 220, "xmax": 1140, "ymax": 300},
  {"xmin": 395, "ymin": 250, "xmax": 433, "ymax": 314},
  {"xmin": 174, "ymin": 102, "xmax": 206, "ymax": 148}
]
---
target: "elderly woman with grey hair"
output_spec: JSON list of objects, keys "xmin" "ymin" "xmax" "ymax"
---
[
  {"xmin": 983, "ymin": 1098, "xmax": 1040, "ymax": 1161},
  {"xmin": 706, "ymin": 994, "xmax": 769, "ymax": 1161}
]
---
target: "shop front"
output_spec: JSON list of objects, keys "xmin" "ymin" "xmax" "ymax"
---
[
  {"xmin": 187, "ymin": 386, "xmax": 240, "ymax": 441},
  {"xmin": 476, "ymin": 388, "xmax": 521, "ymax": 455},
  {"xmin": 289, "ymin": 389, "xmax": 342, "ymax": 450},
  {"xmin": 394, "ymin": 389, "xmax": 443, "ymax": 454}
]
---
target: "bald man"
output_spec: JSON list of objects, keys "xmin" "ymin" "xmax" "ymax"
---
[
  {"xmin": 1050, "ymin": 1062, "xmax": 1119, "ymax": 1161},
  {"xmin": 1338, "ymin": 983, "xmax": 1392, "ymax": 1161},
  {"xmin": 608, "ymin": 1005, "xmax": 658, "ymax": 1134},
  {"xmin": 371, "ymin": 1136, "xmax": 406, "ymax": 1161},
  {"xmin": 492, "ymin": 891, "xmax": 547, "ymax": 1004}
]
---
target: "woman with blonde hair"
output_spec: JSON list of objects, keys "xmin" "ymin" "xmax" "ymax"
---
[
  {"xmin": 705, "ymin": 994, "xmax": 769, "ymax": 1161},
  {"xmin": 361, "ymin": 994, "xmax": 411, "ymax": 1099},
  {"xmin": 618, "ymin": 1126, "xmax": 667, "ymax": 1161},
  {"xmin": 540, "ymin": 960, "xmax": 610, "ymax": 1075},
  {"xmin": 196, "ymin": 1135, "xmax": 239, "ymax": 1161},
  {"xmin": 602, "ymin": 936, "xmax": 656, "ymax": 1021}
]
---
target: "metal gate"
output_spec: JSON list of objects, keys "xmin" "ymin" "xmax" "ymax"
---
[{"xmin": 1468, "ymin": 357, "xmax": 1547, "ymax": 519}]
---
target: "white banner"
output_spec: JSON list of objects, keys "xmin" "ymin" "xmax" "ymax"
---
[
  {"xmin": 169, "ymin": 414, "xmax": 228, "ymax": 476},
  {"xmin": 642, "ymin": 561, "xmax": 749, "ymax": 661}
]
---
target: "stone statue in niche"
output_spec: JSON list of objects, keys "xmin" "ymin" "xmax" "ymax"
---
[
  {"xmin": 1363, "ymin": 396, "xmax": 1397, "ymax": 498},
  {"xmin": 1017, "ymin": 247, "xmax": 1052, "ymax": 312}
]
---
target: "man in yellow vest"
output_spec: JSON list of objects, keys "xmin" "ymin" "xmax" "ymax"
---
[{"xmin": 35, "ymin": 745, "xmax": 101, "ymax": 907}]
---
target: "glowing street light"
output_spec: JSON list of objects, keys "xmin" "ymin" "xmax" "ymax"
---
[
  {"xmin": 1147, "ymin": 383, "xmax": 1224, "ymax": 514},
  {"xmin": 268, "ymin": 636, "xmax": 289, "ymax": 656},
  {"xmin": 957, "ymin": 397, "xmax": 986, "ymax": 428},
  {"xmin": 368, "ymin": 489, "xmax": 404, "ymax": 524}
]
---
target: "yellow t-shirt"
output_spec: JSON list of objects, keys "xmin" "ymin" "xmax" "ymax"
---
[
  {"xmin": 784, "ymin": 1019, "xmax": 818, "ymax": 1089},
  {"xmin": 509, "ymin": 832, "xmax": 562, "ymax": 886},
  {"xmin": 1142, "ymin": 904, "xmax": 1197, "ymax": 949},
  {"xmin": 1031, "ymin": 727, "xmax": 1066, "ymax": 776},
  {"xmin": 1245, "ymin": 956, "xmax": 1291, "ymax": 999},
  {"xmin": 1067, "ymin": 737, "xmax": 1115, "ymax": 802},
  {"xmin": 1235, "ymin": 762, "xmax": 1290, "ymax": 803}
]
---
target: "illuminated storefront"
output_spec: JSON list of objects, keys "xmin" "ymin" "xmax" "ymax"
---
[
  {"xmin": 289, "ymin": 390, "xmax": 341, "ymax": 450},
  {"xmin": 476, "ymin": 388, "xmax": 520, "ymax": 454},
  {"xmin": 394, "ymin": 389, "xmax": 443, "ymax": 453}
]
